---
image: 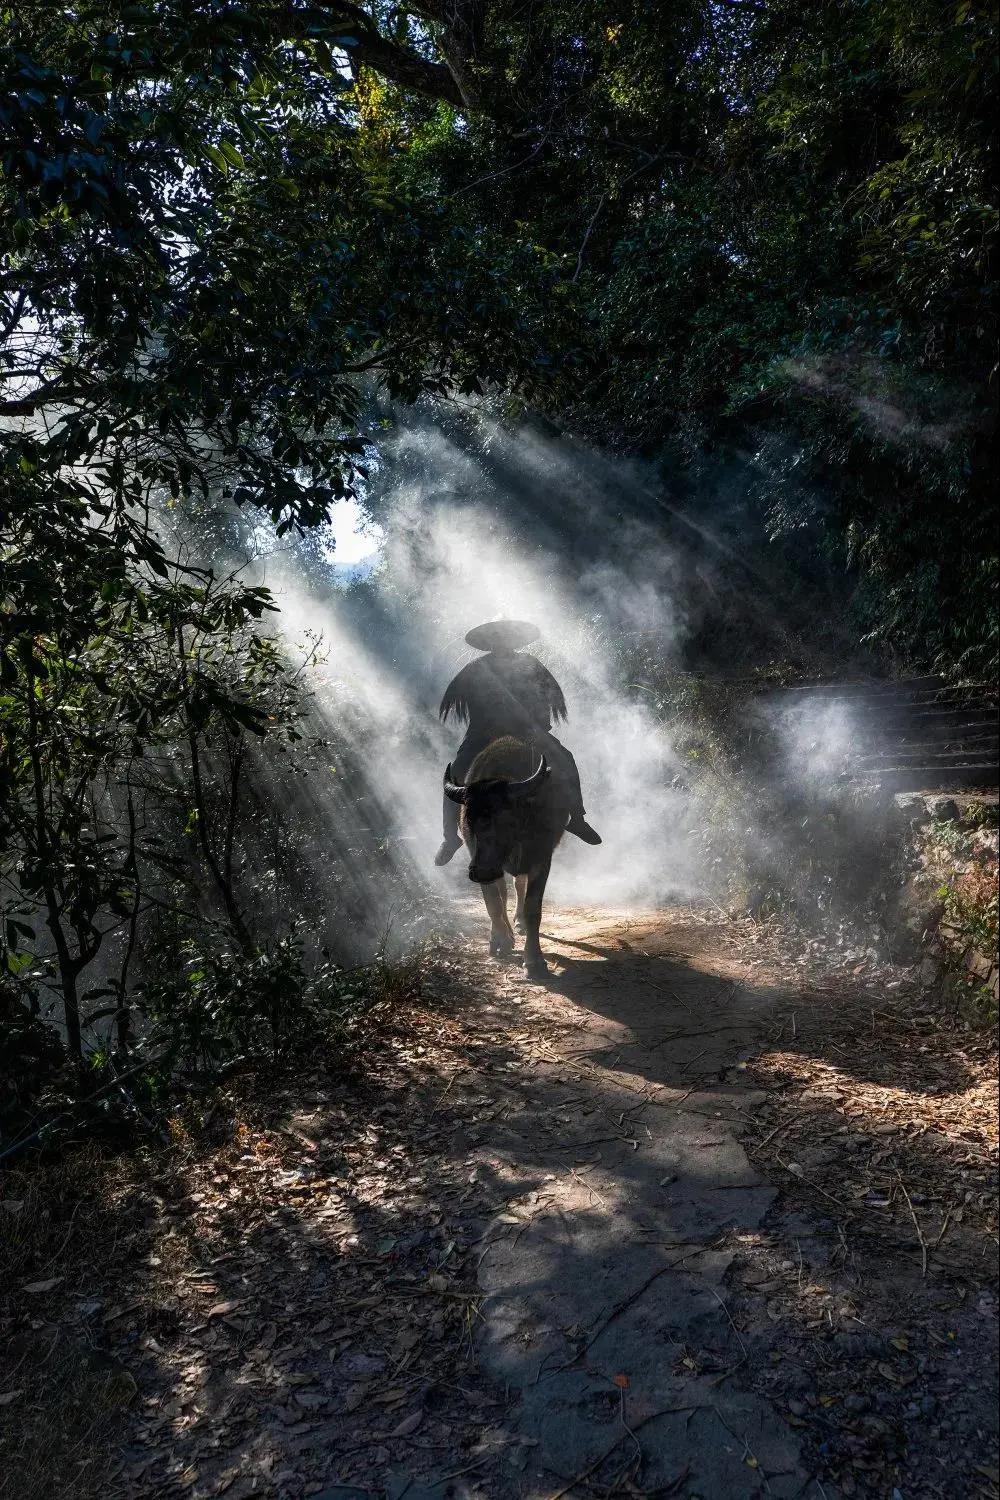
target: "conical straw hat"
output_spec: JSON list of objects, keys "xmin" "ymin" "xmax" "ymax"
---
[{"xmin": 464, "ymin": 619, "xmax": 540, "ymax": 651}]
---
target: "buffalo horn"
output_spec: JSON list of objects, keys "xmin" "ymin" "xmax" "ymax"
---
[
  {"xmin": 443, "ymin": 764, "xmax": 467, "ymax": 803},
  {"xmin": 506, "ymin": 756, "xmax": 549, "ymax": 801}
]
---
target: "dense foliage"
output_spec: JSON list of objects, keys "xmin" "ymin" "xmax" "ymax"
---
[
  {"xmin": 1, "ymin": 1, "xmax": 575, "ymax": 1099},
  {"xmin": 350, "ymin": 0, "xmax": 997, "ymax": 670},
  {"xmin": 1, "ymin": 1, "xmax": 996, "ymax": 1108}
]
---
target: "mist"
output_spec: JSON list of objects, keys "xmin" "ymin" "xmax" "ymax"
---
[
  {"xmin": 238, "ymin": 404, "xmax": 718, "ymax": 953},
  {"xmin": 213, "ymin": 400, "xmax": 889, "ymax": 963}
]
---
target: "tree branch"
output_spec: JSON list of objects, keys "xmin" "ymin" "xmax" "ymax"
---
[
  {"xmin": 313, "ymin": 0, "xmax": 466, "ymax": 108},
  {"xmin": 0, "ymin": 372, "xmax": 77, "ymax": 416}
]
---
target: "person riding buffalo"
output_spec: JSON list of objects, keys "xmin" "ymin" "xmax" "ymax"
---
[{"xmin": 434, "ymin": 619, "xmax": 601, "ymax": 867}]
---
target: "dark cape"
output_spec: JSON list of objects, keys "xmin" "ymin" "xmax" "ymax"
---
[{"xmin": 439, "ymin": 652, "xmax": 568, "ymax": 737}]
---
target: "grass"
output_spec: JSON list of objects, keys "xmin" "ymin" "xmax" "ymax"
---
[{"xmin": 0, "ymin": 1328, "xmax": 135, "ymax": 1500}]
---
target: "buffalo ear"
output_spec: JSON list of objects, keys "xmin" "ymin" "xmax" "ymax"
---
[{"xmin": 443, "ymin": 764, "xmax": 467, "ymax": 804}]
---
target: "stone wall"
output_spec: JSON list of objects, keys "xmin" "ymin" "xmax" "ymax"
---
[{"xmin": 890, "ymin": 793, "xmax": 999, "ymax": 1019}]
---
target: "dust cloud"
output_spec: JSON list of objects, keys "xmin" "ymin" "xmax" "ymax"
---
[
  {"xmin": 239, "ymin": 401, "xmax": 876, "ymax": 959},
  {"xmin": 252, "ymin": 405, "xmax": 709, "ymax": 949}
]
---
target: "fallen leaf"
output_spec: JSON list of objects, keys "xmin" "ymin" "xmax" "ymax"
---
[
  {"xmin": 371, "ymin": 1387, "xmax": 408, "ymax": 1405},
  {"xmin": 389, "ymin": 1409, "xmax": 423, "ymax": 1438},
  {"xmin": 23, "ymin": 1278, "xmax": 62, "ymax": 1294},
  {"xmin": 342, "ymin": 1384, "xmax": 368, "ymax": 1412},
  {"xmin": 294, "ymin": 1390, "xmax": 327, "ymax": 1411},
  {"xmin": 0, "ymin": 1391, "xmax": 23, "ymax": 1407},
  {"xmin": 207, "ymin": 1300, "xmax": 244, "ymax": 1319},
  {"xmin": 612, "ymin": 1373, "xmax": 629, "ymax": 1389}
]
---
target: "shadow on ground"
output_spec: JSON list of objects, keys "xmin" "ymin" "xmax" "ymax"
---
[{"xmin": 2, "ymin": 907, "xmax": 996, "ymax": 1500}]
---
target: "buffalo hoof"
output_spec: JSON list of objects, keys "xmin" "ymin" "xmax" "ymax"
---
[
  {"xmin": 523, "ymin": 956, "xmax": 549, "ymax": 981},
  {"xmin": 514, "ymin": 915, "xmax": 527, "ymax": 935},
  {"xmin": 490, "ymin": 934, "xmax": 515, "ymax": 960}
]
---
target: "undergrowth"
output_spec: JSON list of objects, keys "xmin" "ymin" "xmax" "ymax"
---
[
  {"xmin": 0, "ymin": 1145, "xmax": 142, "ymax": 1500},
  {"xmin": 1, "ymin": 933, "xmax": 426, "ymax": 1159},
  {"xmin": 938, "ymin": 866, "xmax": 1000, "ymax": 1026},
  {"xmin": 630, "ymin": 666, "xmax": 896, "ymax": 935},
  {"xmin": 920, "ymin": 810, "xmax": 1000, "ymax": 1026},
  {"xmin": 0, "ymin": 937, "xmax": 427, "ymax": 1497}
]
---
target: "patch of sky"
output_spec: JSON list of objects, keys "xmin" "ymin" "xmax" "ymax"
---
[{"xmin": 315, "ymin": 496, "xmax": 385, "ymax": 580}]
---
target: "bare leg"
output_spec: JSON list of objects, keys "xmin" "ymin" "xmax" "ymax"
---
[
  {"xmin": 521, "ymin": 858, "xmax": 551, "ymax": 979},
  {"xmin": 514, "ymin": 874, "xmax": 528, "ymax": 934},
  {"xmin": 435, "ymin": 735, "xmax": 481, "ymax": 866},
  {"xmin": 481, "ymin": 877, "xmax": 515, "ymax": 959}
]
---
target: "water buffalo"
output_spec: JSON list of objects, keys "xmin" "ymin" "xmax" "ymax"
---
[{"xmin": 444, "ymin": 735, "xmax": 569, "ymax": 980}]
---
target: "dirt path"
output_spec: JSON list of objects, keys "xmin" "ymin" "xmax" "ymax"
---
[
  {"xmin": 448, "ymin": 907, "xmax": 806, "ymax": 1498},
  {"xmin": 5, "ymin": 906, "xmax": 996, "ymax": 1500}
]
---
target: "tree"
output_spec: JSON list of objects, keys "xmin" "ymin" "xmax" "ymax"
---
[
  {"xmin": 352, "ymin": 0, "xmax": 998, "ymax": 669},
  {"xmin": 1, "ymin": 0, "xmax": 584, "ymax": 1061},
  {"xmin": 1, "ymin": 0, "xmax": 996, "ymax": 1075}
]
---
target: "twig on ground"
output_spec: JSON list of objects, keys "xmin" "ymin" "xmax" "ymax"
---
[
  {"xmin": 435, "ymin": 1458, "xmax": 488, "ymax": 1484},
  {"xmin": 430, "ymin": 1068, "xmax": 461, "ymax": 1113},
  {"xmin": 550, "ymin": 1136, "xmax": 627, "ymax": 1152},
  {"xmin": 707, "ymin": 1286, "xmax": 748, "ymax": 1358},
  {"xmin": 774, "ymin": 1154, "xmax": 846, "ymax": 1208},
  {"xmin": 711, "ymin": 1405, "xmax": 772, "ymax": 1494},
  {"xmin": 709, "ymin": 1356, "xmax": 747, "ymax": 1388},
  {"xmin": 546, "ymin": 1432, "xmax": 624, "ymax": 1500},
  {"xmin": 564, "ymin": 1247, "xmax": 707, "ymax": 1367},
  {"xmin": 609, "ymin": 1383, "xmax": 644, "ymax": 1494},
  {"xmin": 544, "ymin": 1409, "xmax": 697, "ymax": 1500},
  {"xmin": 665, "ymin": 1084, "xmax": 701, "ymax": 1111},
  {"xmin": 933, "ymin": 1207, "xmax": 953, "ymax": 1251},
  {"xmin": 569, "ymin": 1167, "xmax": 610, "ymax": 1206},
  {"xmin": 895, "ymin": 1166, "xmax": 929, "ymax": 1277}
]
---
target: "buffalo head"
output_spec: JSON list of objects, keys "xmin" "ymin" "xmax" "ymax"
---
[{"xmin": 444, "ymin": 757, "xmax": 550, "ymax": 883}]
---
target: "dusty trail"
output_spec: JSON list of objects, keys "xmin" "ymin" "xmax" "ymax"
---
[
  {"xmin": 104, "ymin": 904, "xmax": 813, "ymax": 1500},
  {"xmin": 23, "ymin": 905, "xmax": 993, "ymax": 1500},
  {"xmin": 452, "ymin": 905, "xmax": 805, "ymax": 1498}
]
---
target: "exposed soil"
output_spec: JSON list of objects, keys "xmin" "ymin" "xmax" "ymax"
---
[{"xmin": 1, "ymin": 905, "xmax": 997, "ymax": 1500}]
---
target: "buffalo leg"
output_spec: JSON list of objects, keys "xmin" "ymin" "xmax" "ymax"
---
[
  {"xmin": 514, "ymin": 874, "xmax": 528, "ymax": 934},
  {"xmin": 521, "ymin": 859, "xmax": 551, "ymax": 979},
  {"xmin": 482, "ymin": 877, "xmax": 515, "ymax": 958}
]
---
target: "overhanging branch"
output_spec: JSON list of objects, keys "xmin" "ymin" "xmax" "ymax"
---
[{"xmin": 312, "ymin": 0, "xmax": 467, "ymax": 108}]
